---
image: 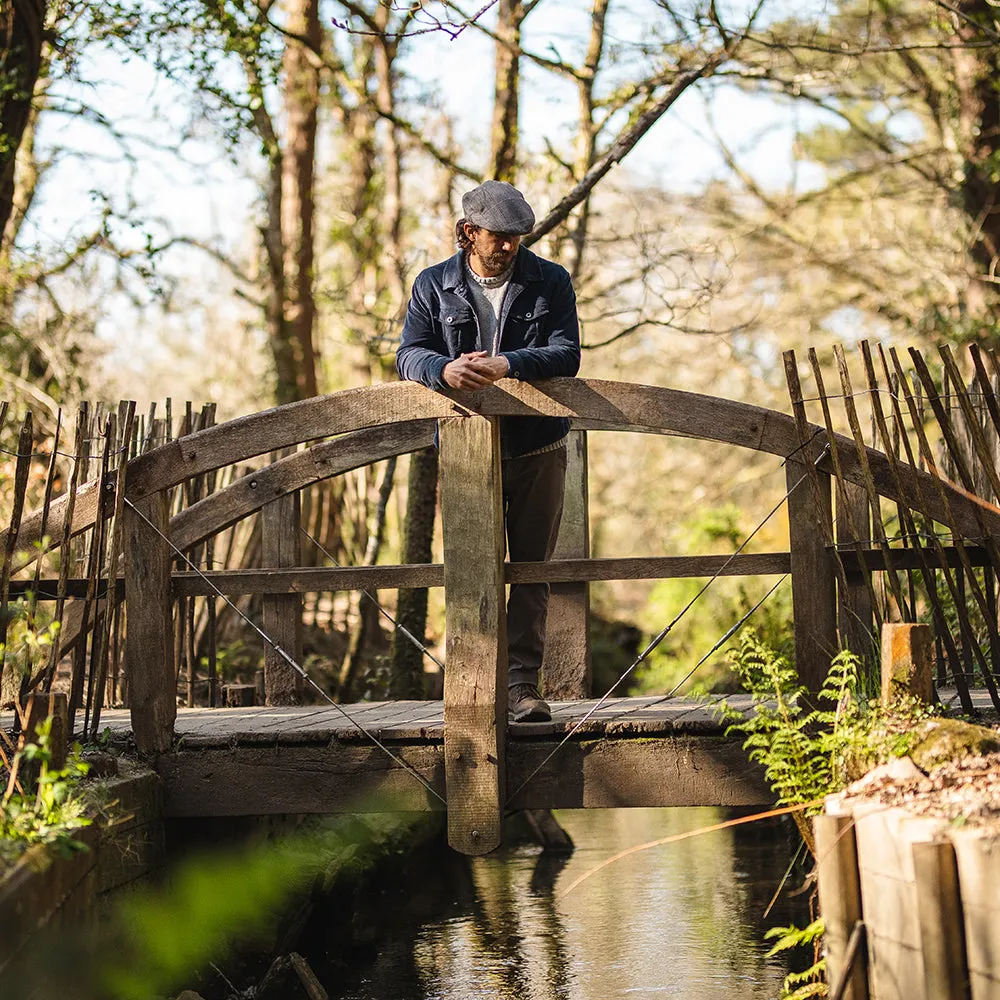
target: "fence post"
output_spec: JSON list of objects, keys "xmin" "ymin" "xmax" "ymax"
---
[
  {"xmin": 124, "ymin": 490, "xmax": 176, "ymax": 753},
  {"xmin": 836, "ymin": 482, "xmax": 875, "ymax": 666},
  {"xmin": 542, "ymin": 428, "xmax": 591, "ymax": 698},
  {"xmin": 261, "ymin": 488, "xmax": 303, "ymax": 705},
  {"xmin": 438, "ymin": 414, "xmax": 506, "ymax": 856},
  {"xmin": 815, "ymin": 813, "xmax": 869, "ymax": 1000},
  {"xmin": 786, "ymin": 459, "xmax": 838, "ymax": 693}
]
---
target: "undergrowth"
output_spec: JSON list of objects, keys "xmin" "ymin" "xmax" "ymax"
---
[
  {"xmin": 1, "ymin": 718, "xmax": 92, "ymax": 867},
  {"xmin": 722, "ymin": 630, "xmax": 937, "ymax": 999}
]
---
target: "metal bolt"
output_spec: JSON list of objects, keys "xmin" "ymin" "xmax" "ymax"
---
[
  {"xmin": 471, "ymin": 829, "xmax": 480, "ymax": 840},
  {"xmin": 249, "ymin": 480, "xmax": 258, "ymax": 489}
]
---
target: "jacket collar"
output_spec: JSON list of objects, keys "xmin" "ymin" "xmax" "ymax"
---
[{"xmin": 442, "ymin": 246, "xmax": 542, "ymax": 291}]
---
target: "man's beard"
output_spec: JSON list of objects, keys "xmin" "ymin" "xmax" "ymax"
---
[{"xmin": 478, "ymin": 248, "xmax": 514, "ymax": 273}]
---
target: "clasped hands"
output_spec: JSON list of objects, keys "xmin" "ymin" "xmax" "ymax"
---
[{"xmin": 442, "ymin": 351, "xmax": 510, "ymax": 390}]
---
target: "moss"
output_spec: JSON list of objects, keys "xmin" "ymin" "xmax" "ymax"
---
[{"xmin": 908, "ymin": 718, "xmax": 1000, "ymax": 772}]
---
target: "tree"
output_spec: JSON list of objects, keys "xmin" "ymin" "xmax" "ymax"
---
[
  {"xmin": 0, "ymin": 0, "xmax": 46, "ymax": 242},
  {"xmin": 707, "ymin": 0, "xmax": 1000, "ymax": 341}
]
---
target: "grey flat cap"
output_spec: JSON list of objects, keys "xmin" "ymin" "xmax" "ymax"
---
[{"xmin": 462, "ymin": 180, "xmax": 535, "ymax": 235}]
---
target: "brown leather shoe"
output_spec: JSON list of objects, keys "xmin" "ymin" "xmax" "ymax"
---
[{"xmin": 508, "ymin": 682, "xmax": 551, "ymax": 722}]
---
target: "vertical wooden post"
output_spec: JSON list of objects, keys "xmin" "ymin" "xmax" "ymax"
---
[
  {"xmin": 881, "ymin": 622, "xmax": 933, "ymax": 705},
  {"xmin": 786, "ymin": 460, "xmax": 838, "ymax": 692},
  {"xmin": 836, "ymin": 483, "xmax": 875, "ymax": 667},
  {"xmin": 439, "ymin": 414, "xmax": 506, "ymax": 856},
  {"xmin": 261, "ymin": 489, "xmax": 303, "ymax": 705},
  {"xmin": 815, "ymin": 813, "xmax": 869, "ymax": 1000},
  {"xmin": 912, "ymin": 840, "xmax": 970, "ymax": 1000},
  {"xmin": 542, "ymin": 428, "xmax": 591, "ymax": 699},
  {"xmin": 124, "ymin": 491, "xmax": 176, "ymax": 754}
]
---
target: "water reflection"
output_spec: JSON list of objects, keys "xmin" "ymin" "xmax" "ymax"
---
[{"xmin": 328, "ymin": 808, "xmax": 807, "ymax": 1000}]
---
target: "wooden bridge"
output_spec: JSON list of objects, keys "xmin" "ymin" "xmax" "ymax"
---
[{"xmin": 5, "ymin": 344, "xmax": 1000, "ymax": 854}]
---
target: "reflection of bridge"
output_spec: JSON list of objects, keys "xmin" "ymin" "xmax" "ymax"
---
[{"xmin": 6, "ymin": 367, "xmax": 1000, "ymax": 855}]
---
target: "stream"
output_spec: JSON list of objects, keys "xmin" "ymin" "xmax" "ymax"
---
[{"xmin": 309, "ymin": 807, "xmax": 811, "ymax": 1000}]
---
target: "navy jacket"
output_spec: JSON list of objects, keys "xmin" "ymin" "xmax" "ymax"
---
[{"xmin": 396, "ymin": 247, "xmax": 581, "ymax": 458}]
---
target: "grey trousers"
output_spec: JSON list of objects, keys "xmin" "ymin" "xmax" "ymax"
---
[{"xmin": 502, "ymin": 445, "xmax": 567, "ymax": 688}]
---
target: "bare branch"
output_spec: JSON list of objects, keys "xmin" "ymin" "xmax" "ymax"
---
[{"xmin": 526, "ymin": 57, "xmax": 724, "ymax": 246}]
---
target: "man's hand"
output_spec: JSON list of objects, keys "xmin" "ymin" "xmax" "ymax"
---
[{"xmin": 442, "ymin": 352, "xmax": 510, "ymax": 390}]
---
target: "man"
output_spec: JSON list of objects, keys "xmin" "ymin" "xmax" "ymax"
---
[{"xmin": 396, "ymin": 180, "xmax": 581, "ymax": 722}]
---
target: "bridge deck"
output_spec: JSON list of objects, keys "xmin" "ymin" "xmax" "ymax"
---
[{"xmin": 90, "ymin": 695, "xmax": 772, "ymax": 817}]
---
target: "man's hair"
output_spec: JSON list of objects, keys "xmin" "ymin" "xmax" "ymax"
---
[{"xmin": 455, "ymin": 217, "xmax": 478, "ymax": 251}]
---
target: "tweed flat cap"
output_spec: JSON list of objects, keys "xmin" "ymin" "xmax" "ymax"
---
[{"xmin": 462, "ymin": 180, "xmax": 535, "ymax": 235}]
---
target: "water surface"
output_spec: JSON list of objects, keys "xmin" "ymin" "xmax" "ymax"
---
[{"xmin": 324, "ymin": 807, "xmax": 809, "ymax": 1000}]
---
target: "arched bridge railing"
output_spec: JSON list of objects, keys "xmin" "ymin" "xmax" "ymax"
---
[{"xmin": 4, "ymin": 369, "xmax": 1000, "ymax": 854}]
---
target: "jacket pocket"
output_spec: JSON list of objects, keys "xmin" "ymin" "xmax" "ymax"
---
[
  {"xmin": 507, "ymin": 301, "xmax": 551, "ymax": 346},
  {"xmin": 438, "ymin": 306, "xmax": 477, "ymax": 354}
]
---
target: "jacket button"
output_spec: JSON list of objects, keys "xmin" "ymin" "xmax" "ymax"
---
[{"xmin": 446, "ymin": 316, "xmax": 454, "ymax": 323}]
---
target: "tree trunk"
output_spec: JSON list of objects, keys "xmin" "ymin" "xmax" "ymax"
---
[
  {"xmin": 567, "ymin": 0, "xmax": 610, "ymax": 282},
  {"xmin": 280, "ymin": 0, "xmax": 320, "ymax": 402},
  {"xmin": 490, "ymin": 0, "xmax": 525, "ymax": 182},
  {"xmin": 953, "ymin": 2, "xmax": 1000, "ymax": 320},
  {"xmin": 0, "ymin": 0, "xmax": 46, "ymax": 246},
  {"xmin": 389, "ymin": 447, "xmax": 439, "ymax": 699}
]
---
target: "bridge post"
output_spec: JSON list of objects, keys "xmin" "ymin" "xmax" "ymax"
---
[
  {"xmin": 786, "ymin": 459, "xmax": 838, "ymax": 693},
  {"xmin": 438, "ymin": 414, "xmax": 506, "ymax": 855},
  {"xmin": 542, "ymin": 428, "xmax": 591, "ymax": 698},
  {"xmin": 123, "ymin": 490, "xmax": 176, "ymax": 753},
  {"xmin": 261, "ymin": 484, "xmax": 303, "ymax": 704}
]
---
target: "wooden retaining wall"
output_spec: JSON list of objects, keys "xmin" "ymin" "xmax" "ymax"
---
[
  {"xmin": 0, "ymin": 768, "xmax": 163, "ymax": 971},
  {"xmin": 817, "ymin": 796, "xmax": 1000, "ymax": 1000}
]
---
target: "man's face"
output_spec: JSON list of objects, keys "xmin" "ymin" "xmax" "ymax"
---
[{"xmin": 466, "ymin": 225, "xmax": 521, "ymax": 275}]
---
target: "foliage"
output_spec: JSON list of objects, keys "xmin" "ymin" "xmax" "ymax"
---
[
  {"xmin": 766, "ymin": 919, "xmax": 827, "ymax": 999},
  {"xmin": 635, "ymin": 505, "xmax": 794, "ymax": 695},
  {"xmin": 98, "ymin": 812, "xmax": 421, "ymax": 999},
  {"xmin": 0, "ymin": 718, "xmax": 91, "ymax": 866},
  {"xmin": 723, "ymin": 631, "xmax": 936, "ymax": 813}
]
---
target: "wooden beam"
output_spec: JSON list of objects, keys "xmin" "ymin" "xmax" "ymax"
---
[
  {"xmin": 786, "ymin": 460, "xmax": 838, "ymax": 692},
  {"xmin": 543, "ymin": 429, "xmax": 591, "ymax": 699},
  {"xmin": 505, "ymin": 735, "xmax": 771, "ymax": 810},
  {"xmin": 438, "ymin": 415, "xmax": 507, "ymax": 856},
  {"xmin": 261, "ymin": 486, "xmax": 303, "ymax": 705},
  {"xmin": 168, "ymin": 552, "xmax": 795, "ymax": 596},
  {"xmin": 152, "ymin": 733, "xmax": 769, "ymax": 816},
  {"xmin": 123, "ymin": 492, "xmax": 176, "ymax": 754},
  {"xmin": 171, "ymin": 422, "xmax": 436, "ymax": 552}
]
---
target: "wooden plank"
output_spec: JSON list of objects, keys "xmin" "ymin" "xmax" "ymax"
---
[
  {"xmin": 542, "ymin": 428, "xmax": 591, "ymax": 699},
  {"xmin": 786, "ymin": 457, "xmax": 838, "ymax": 692},
  {"xmin": 0, "ymin": 412, "xmax": 32, "ymax": 707},
  {"xmin": 815, "ymin": 814, "xmax": 869, "ymax": 1000},
  {"xmin": 123, "ymin": 491, "xmax": 176, "ymax": 754},
  {"xmin": 171, "ymin": 421, "xmax": 436, "ymax": 552},
  {"xmin": 438, "ymin": 415, "xmax": 506, "ymax": 856},
  {"xmin": 152, "ymin": 732, "xmax": 767, "ymax": 816},
  {"xmin": 505, "ymin": 735, "xmax": 770, "ymax": 810},
  {"xmin": 169, "ymin": 552, "xmax": 795, "ymax": 596},
  {"xmin": 158, "ymin": 744, "xmax": 446, "ymax": 815},
  {"xmin": 261, "ymin": 481, "xmax": 303, "ymax": 705},
  {"xmin": 911, "ymin": 840, "xmax": 971, "ymax": 1000}
]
